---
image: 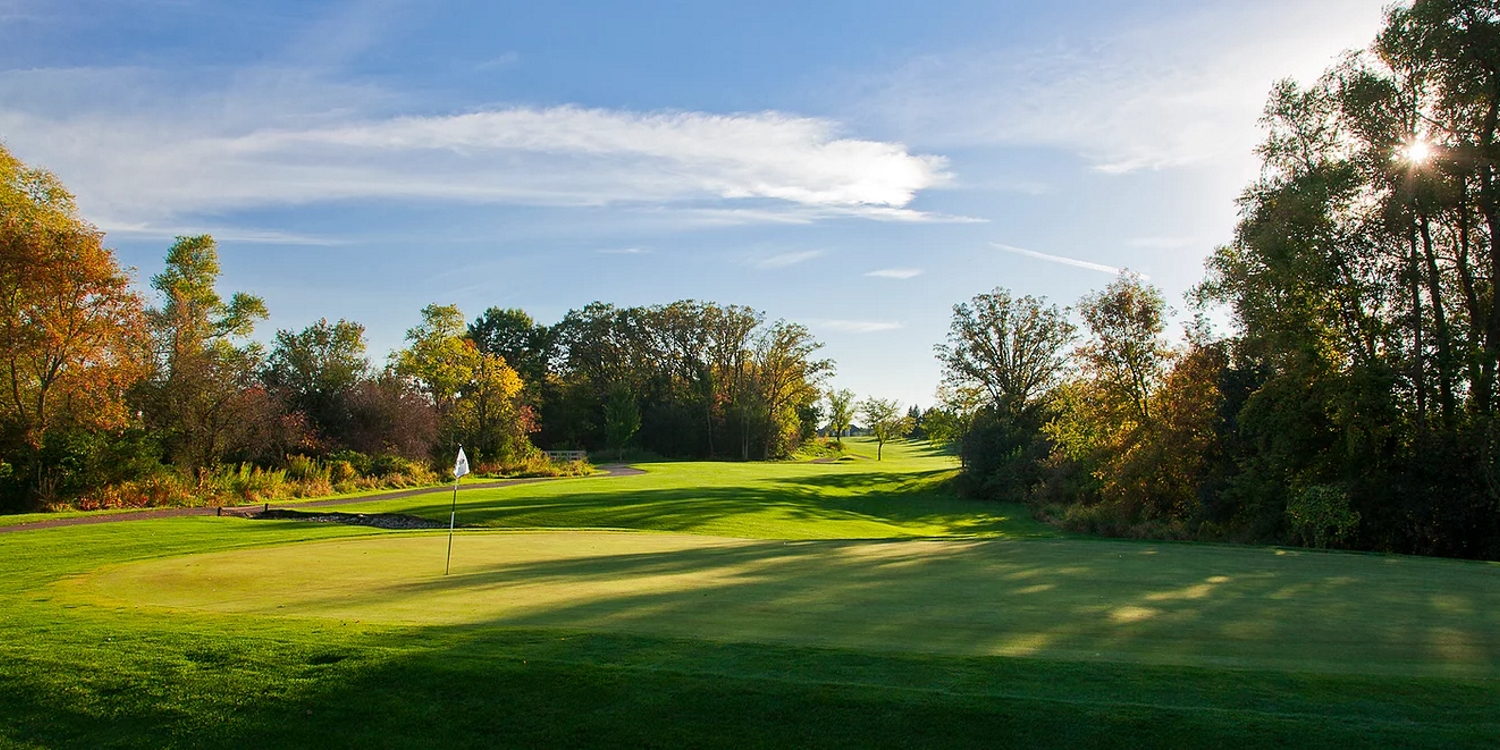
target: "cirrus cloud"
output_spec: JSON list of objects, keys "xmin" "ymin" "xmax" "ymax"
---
[{"xmin": 0, "ymin": 68, "xmax": 952, "ymax": 229}]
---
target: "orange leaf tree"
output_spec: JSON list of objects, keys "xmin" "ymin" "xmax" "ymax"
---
[{"xmin": 0, "ymin": 146, "xmax": 148, "ymax": 455}]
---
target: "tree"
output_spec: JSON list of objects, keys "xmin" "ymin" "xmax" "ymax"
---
[
  {"xmin": 602, "ymin": 383, "xmax": 641, "ymax": 460},
  {"xmin": 138, "ymin": 235, "xmax": 269, "ymax": 470},
  {"xmin": 1077, "ymin": 274, "xmax": 1171, "ymax": 424},
  {"xmin": 825, "ymin": 388, "xmax": 855, "ymax": 446},
  {"xmin": 468, "ymin": 307, "xmax": 554, "ymax": 387},
  {"xmin": 262, "ymin": 318, "xmax": 369, "ymax": 447},
  {"xmin": 0, "ymin": 146, "xmax": 148, "ymax": 451},
  {"xmin": 937, "ymin": 289, "xmax": 1075, "ymax": 419},
  {"xmin": 0, "ymin": 146, "xmax": 150, "ymax": 507},
  {"xmin": 858, "ymin": 397, "xmax": 912, "ymax": 461},
  {"xmin": 394, "ymin": 304, "xmax": 534, "ymax": 464},
  {"xmin": 345, "ymin": 374, "xmax": 439, "ymax": 460},
  {"xmin": 750, "ymin": 321, "xmax": 833, "ymax": 459}
]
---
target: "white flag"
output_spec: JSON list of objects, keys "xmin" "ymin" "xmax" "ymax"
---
[{"xmin": 453, "ymin": 447, "xmax": 470, "ymax": 479}]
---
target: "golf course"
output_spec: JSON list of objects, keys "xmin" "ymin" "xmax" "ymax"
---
[{"xmin": 2, "ymin": 440, "xmax": 1497, "ymax": 748}]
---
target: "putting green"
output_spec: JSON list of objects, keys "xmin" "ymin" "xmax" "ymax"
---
[{"xmin": 76, "ymin": 530, "xmax": 1500, "ymax": 677}]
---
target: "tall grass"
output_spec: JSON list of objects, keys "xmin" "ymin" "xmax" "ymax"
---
[{"xmin": 68, "ymin": 453, "xmax": 443, "ymax": 511}]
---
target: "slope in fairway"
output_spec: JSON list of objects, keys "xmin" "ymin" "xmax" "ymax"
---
[
  {"xmin": 79, "ymin": 529, "xmax": 1500, "ymax": 677},
  {"xmin": 324, "ymin": 439, "xmax": 1054, "ymax": 540}
]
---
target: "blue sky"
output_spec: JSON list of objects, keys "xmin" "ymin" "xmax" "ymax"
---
[{"xmin": 0, "ymin": 0, "xmax": 1389, "ymax": 405}]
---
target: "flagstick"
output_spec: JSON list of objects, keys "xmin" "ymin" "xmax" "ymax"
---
[
  {"xmin": 444, "ymin": 477, "xmax": 456, "ymax": 576},
  {"xmin": 446, "ymin": 445, "xmax": 469, "ymax": 576}
]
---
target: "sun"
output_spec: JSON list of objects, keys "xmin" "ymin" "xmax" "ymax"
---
[{"xmin": 1400, "ymin": 139, "xmax": 1434, "ymax": 166}]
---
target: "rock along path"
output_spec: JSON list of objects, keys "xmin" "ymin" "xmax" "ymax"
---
[{"xmin": 0, "ymin": 465, "xmax": 645, "ymax": 534}]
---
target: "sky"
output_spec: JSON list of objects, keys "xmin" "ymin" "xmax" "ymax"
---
[{"xmin": 0, "ymin": 0, "xmax": 1393, "ymax": 406}]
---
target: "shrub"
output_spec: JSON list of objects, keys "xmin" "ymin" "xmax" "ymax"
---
[{"xmin": 1285, "ymin": 484, "xmax": 1360, "ymax": 549}]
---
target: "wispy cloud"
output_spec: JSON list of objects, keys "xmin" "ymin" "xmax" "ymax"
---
[
  {"xmin": 0, "ymin": 69, "xmax": 953, "ymax": 228},
  {"xmin": 598, "ymin": 247, "xmax": 651, "ymax": 255},
  {"xmin": 813, "ymin": 319, "xmax": 903, "ymax": 333},
  {"xmin": 860, "ymin": 0, "xmax": 1388, "ymax": 173},
  {"xmin": 754, "ymin": 250, "xmax": 824, "ymax": 269},
  {"xmin": 865, "ymin": 268, "xmax": 923, "ymax": 279},
  {"xmin": 992, "ymin": 242, "xmax": 1141, "ymax": 278},
  {"xmin": 474, "ymin": 51, "xmax": 520, "ymax": 71},
  {"xmin": 96, "ymin": 221, "xmax": 346, "ymax": 246}
]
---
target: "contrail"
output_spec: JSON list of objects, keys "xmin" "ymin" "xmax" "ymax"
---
[{"xmin": 991, "ymin": 242, "xmax": 1146, "ymax": 279}]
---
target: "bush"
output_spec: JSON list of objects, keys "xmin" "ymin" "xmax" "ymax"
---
[
  {"xmin": 475, "ymin": 454, "xmax": 595, "ymax": 479},
  {"xmin": 1286, "ymin": 484, "xmax": 1360, "ymax": 549}
]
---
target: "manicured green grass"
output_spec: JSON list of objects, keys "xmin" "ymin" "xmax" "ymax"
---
[
  {"xmin": 2, "ymin": 440, "xmax": 1498, "ymax": 748},
  {"xmin": 82, "ymin": 529, "xmax": 1500, "ymax": 676},
  {"xmin": 334, "ymin": 439, "xmax": 1054, "ymax": 539}
]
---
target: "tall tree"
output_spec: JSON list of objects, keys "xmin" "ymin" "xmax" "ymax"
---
[
  {"xmin": 1077, "ymin": 274, "xmax": 1171, "ymax": 424},
  {"xmin": 602, "ymin": 383, "xmax": 641, "ymax": 460},
  {"xmin": 0, "ymin": 145, "xmax": 148, "ymax": 452},
  {"xmin": 937, "ymin": 289, "xmax": 1075, "ymax": 419},
  {"xmin": 138, "ymin": 235, "xmax": 269, "ymax": 470},
  {"xmin": 395, "ymin": 304, "xmax": 534, "ymax": 464},
  {"xmin": 263, "ymin": 318, "xmax": 369, "ymax": 447},
  {"xmin": 751, "ymin": 320, "xmax": 834, "ymax": 459},
  {"xmin": 468, "ymin": 307, "xmax": 554, "ymax": 387}
]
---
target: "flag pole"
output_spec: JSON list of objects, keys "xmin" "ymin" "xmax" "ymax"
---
[
  {"xmin": 445, "ymin": 475, "xmax": 458, "ymax": 575},
  {"xmin": 446, "ymin": 444, "xmax": 467, "ymax": 576}
]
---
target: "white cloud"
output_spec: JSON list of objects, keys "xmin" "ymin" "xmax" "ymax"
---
[
  {"xmin": 865, "ymin": 268, "xmax": 923, "ymax": 279},
  {"xmin": 754, "ymin": 250, "xmax": 824, "ymax": 269},
  {"xmin": 97, "ymin": 222, "xmax": 346, "ymax": 246},
  {"xmin": 0, "ymin": 69, "xmax": 952, "ymax": 228},
  {"xmin": 861, "ymin": 0, "xmax": 1389, "ymax": 173},
  {"xmin": 598, "ymin": 247, "xmax": 650, "ymax": 255},
  {"xmin": 814, "ymin": 319, "xmax": 903, "ymax": 333},
  {"xmin": 992, "ymin": 242, "xmax": 1143, "ymax": 279}
]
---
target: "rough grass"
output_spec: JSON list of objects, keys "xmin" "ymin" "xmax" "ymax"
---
[{"xmin": 1, "ymin": 440, "xmax": 1498, "ymax": 748}]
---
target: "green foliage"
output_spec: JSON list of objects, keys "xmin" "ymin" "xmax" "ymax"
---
[
  {"xmin": 263, "ymin": 318, "xmax": 370, "ymax": 444},
  {"xmin": 394, "ymin": 304, "xmax": 535, "ymax": 465},
  {"xmin": 825, "ymin": 388, "xmax": 856, "ymax": 444},
  {"xmin": 542, "ymin": 300, "xmax": 829, "ymax": 460},
  {"xmin": 137, "ymin": 235, "xmax": 270, "ymax": 470},
  {"xmin": 858, "ymin": 398, "xmax": 913, "ymax": 461},
  {"xmin": 1286, "ymin": 484, "xmax": 1361, "ymax": 549},
  {"xmin": 602, "ymin": 384, "xmax": 641, "ymax": 459},
  {"xmin": 937, "ymin": 288, "xmax": 1074, "ymax": 419}
]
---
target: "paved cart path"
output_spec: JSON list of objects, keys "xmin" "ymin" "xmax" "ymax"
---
[{"xmin": 0, "ymin": 465, "xmax": 645, "ymax": 534}]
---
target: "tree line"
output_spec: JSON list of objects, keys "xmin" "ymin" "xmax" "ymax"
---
[
  {"xmin": 936, "ymin": 0, "xmax": 1500, "ymax": 560},
  {"xmin": 0, "ymin": 146, "xmax": 834, "ymax": 511}
]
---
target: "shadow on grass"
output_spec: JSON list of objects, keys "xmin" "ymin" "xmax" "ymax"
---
[
  {"xmin": 3, "ymin": 613, "xmax": 1497, "ymax": 750},
  {"xmin": 6, "ymin": 519, "xmax": 1500, "ymax": 748},
  {"xmin": 372, "ymin": 467, "xmax": 1045, "ymax": 538}
]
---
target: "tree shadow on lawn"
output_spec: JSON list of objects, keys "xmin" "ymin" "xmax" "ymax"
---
[
  {"xmin": 11, "ymin": 533, "xmax": 1500, "ymax": 748},
  {"xmin": 372, "ymin": 468, "xmax": 1043, "ymax": 538},
  {"xmin": 10, "ymin": 626, "xmax": 1495, "ymax": 750},
  {"xmin": 79, "ymin": 521, "xmax": 1477, "ymax": 685}
]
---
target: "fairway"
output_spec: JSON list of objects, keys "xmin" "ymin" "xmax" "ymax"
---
[
  {"xmin": 80, "ymin": 529, "xmax": 1500, "ymax": 676},
  {"xmin": 6, "ymin": 442, "xmax": 1500, "ymax": 748}
]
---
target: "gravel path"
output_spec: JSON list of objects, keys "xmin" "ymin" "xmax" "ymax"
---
[{"xmin": 0, "ymin": 464, "xmax": 645, "ymax": 534}]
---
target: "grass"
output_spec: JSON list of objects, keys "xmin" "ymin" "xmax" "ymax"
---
[
  {"xmin": 334, "ymin": 439, "xmax": 1052, "ymax": 539},
  {"xmin": 1, "ymin": 439, "xmax": 1498, "ymax": 748}
]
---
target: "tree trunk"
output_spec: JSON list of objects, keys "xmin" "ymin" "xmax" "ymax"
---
[{"xmin": 1419, "ymin": 213, "xmax": 1456, "ymax": 426}]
